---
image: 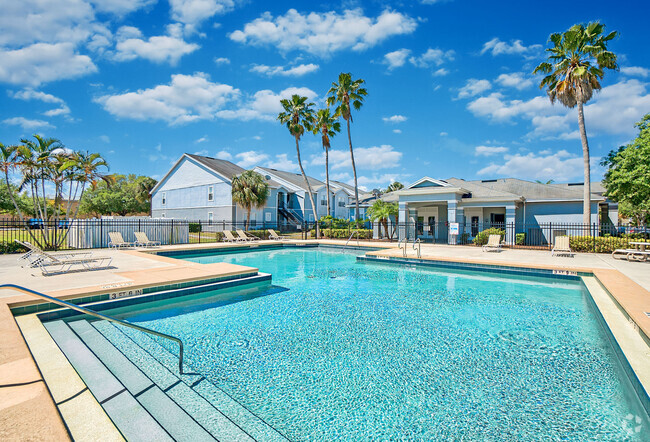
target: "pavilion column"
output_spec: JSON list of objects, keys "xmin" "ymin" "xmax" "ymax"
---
[
  {"xmin": 398, "ymin": 202, "xmax": 408, "ymax": 241},
  {"xmin": 447, "ymin": 200, "xmax": 462, "ymax": 244},
  {"xmin": 505, "ymin": 203, "xmax": 516, "ymax": 245}
]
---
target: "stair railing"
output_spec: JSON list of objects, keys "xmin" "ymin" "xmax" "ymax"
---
[{"xmin": 1, "ymin": 284, "xmax": 185, "ymax": 374}]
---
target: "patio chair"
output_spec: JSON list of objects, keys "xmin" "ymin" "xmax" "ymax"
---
[
  {"xmin": 108, "ymin": 232, "xmax": 135, "ymax": 248},
  {"xmin": 35, "ymin": 252, "xmax": 113, "ymax": 276},
  {"xmin": 268, "ymin": 229, "xmax": 289, "ymax": 241},
  {"xmin": 222, "ymin": 231, "xmax": 243, "ymax": 243},
  {"xmin": 482, "ymin": 234, "xmax": 503, "ymax": 252},
  {"xmin": 16, "ymin": 240, "xmax": 93, "ymax": 268},
  {"xmin": 236, "ymin": 229, "xmax": 261, "ymax": 242},
  {"xmin": 134, "ymin": 231, "xmax": 161, "ymax": 248},
  {"xmin": 551, "ymin": 235, "xmax": 574, "ymax": 257},
  {"xmin": 612, "ymin": 248, "xmax": 637, "ymax": 260}
]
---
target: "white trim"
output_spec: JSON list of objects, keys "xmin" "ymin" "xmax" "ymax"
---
[{"xmin": 406, "ymin": 176, "xmax": 452, "ymax": 189}]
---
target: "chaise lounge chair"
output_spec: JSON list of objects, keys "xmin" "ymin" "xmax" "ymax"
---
[
  {"xmin": 482, "ymin": 234, "xmax": 503, "ymax": 252},
  {"xmin": 134, "ymin": 231, "xmax": 161, "ymax": 248},
  {"xmin": 268, "ymin": 229, "xmax": 289, "ymax": 241},
  {"xmin": 551, "ymin": 235, "xmax": 574, "ymax": 257},
  {"xmin": 222, "ymin": 231, "xmax": 243, "ymax": 243},
  {"xmin": 15, "ymin": 240, "xmax": 112, "ymax": 275},
  {"xmin": 108, "ymin": 232, "xmax": 135, "ymax": 248},
  {"xmin": 16, "ymin": 240, "xmax": 93, "ymax": 267},
  {"xmin": 236, "ymin": 229, "xmax": 261, "ymax": 242}
]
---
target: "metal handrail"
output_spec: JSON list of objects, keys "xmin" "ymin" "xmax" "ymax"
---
[
  {"xmin": 345, "ymin": 230, "xmax": 360, "ymax": 248},
  {"xmin": 398, "ymin": 237, "xmax": 407, "ymax": 257},
  {"xmin": 412, "ymin": 238, "xmax": 421, "ymax": 258},
  {"xmin": 1, "ymin": 284, "xmax": 185, "ymax": 374}
]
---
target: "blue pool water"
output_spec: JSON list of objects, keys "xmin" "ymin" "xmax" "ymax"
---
[{"xmin": 122, "ymin": 248, "xmax": 649, "ymax": 440}]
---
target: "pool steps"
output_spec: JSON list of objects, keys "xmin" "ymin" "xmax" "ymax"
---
[{"xmin": 44, "ymin": 318, "xmax": 288, "ymax": 441}]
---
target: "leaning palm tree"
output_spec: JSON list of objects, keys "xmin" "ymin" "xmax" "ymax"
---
[
  {"xmin": 326, "ymin": 73, "xmax": 367, "ymax": 221},
  {"xmin": 277, "ymin": 95, "xmax": 320, "ymax": 237},
  {"xmin": 533, "ymin": 22, "xmax": 618, "ymax": 225},
  {"xmin": 312, "ymin": 108, "xmax": 340, "ymax": 218},
  {"xmin": 231, "ymin": 170, "xmax": 270, "ymax": 230},
  {"xmin": 385, "ymin": 181, "xmax": 404, "ymax": 193}
]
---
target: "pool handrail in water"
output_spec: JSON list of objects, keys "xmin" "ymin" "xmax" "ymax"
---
[{"xmin": 1, "ymin": 283, "xmax": 186, "ymax": 374}]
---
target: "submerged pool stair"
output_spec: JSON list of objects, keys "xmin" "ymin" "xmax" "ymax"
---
[{"xmin": 44, "ymin": 318, "xmax": 288, "ymax": 441}]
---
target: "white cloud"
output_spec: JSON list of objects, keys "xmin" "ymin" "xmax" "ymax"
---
[
  {"xmin": 620, "ymin": 66, "xmax": 650, "ymax": 78},
  {"xmin": 393, "ymin": 129, "xmax": 402, "ymax": 134},
  {"xmin": 97, "ymin": 73, "xmax": 239, "ymax": 125},
  {"xmin": 216, "ymin": 86, "xmax": 317, "ymax": 122},
  {"xmin": 3, "ymin": 116, "xmax": 54, "ymax": 130},
  {"xmin": 169, "ymin": 0, "xmax": 237, "ymax": 27},
  {"xmin": 475, "ymin": 145, "xmax": 508, "ymax": 156},
  {"xmin": 11, "ymin": 89, "xmax": 63, "ymax": 104},
  {"xmin": 383, "ymin": 49, "xmax": 410, "ymax": 70},
  {"xmin": 433, "ymin": 68, "xmax": 449, "ymax": 77},
  {"xmin": 267, "ymin": 153, "xmax": 298, "ymax": 172},
  {"xmin": 214, "ymin": 57, "xmax": 230, "ymax": 65},
  {"xmin": 0, "ymin": 42, "xmax": 97, "ymax": 86},
  {"xmin": 90, "ymin": 0, "xmax": 156, "ymax": 15},
  {"xmin": 495, "ymin": 72, "xmax": 534, "ymax": 90},
  {"xmin": 215, "ymin": 150, "xmax": 232, "ymax": 160},
  {"xmin": 457, "ymin": 79, "xmax": 492, "ymax": 99},
  {"xmin": 195, "ymin": 136, "xmax": 208, "ymax": 143},
  {"xmin": 467, "ymin": 79, "xmax": 650, "ymax": 138},
  {"xmin": 440, "ymin": 131, "xmax": 448, "ymax": 136},
  {"xmin": 250, "ymin": 63, "xmax": 319, "ymax": 77},
  {"xmin": 43, "ymin": 105, "xmax": 71, "ymax": 117},
  {"xmin": 481, "ymin": 38, "xmax": 542, "ymax": 58},
  {"xmin": 229, "ymin": 8, "xmax": 417, "ymax": 56},
  {"xmin": 357, "ymin": 173, "xmax": 409, "ymax": 191},
  {"xmin": 311, "ymin": 145, "xmax": 402, "ymax": 170},
  {"xmin": 99, "ymin": 135, "xmax": 110, "ymax": 143},
  {"xmin": 409, "ymin": 48, "xmax": 454, "ymax": 68},
  {"xmin": 235, "ymin": 150, "xmax": 269, "ymax": 168},
  {"xmin": 383, "ymin": 115, "xmax": 407, "ymax": 124},
  {"xmin": 113, "ymin": 24, "xmax": 199, "ymax": 65},
  {"xmin": 477, "ymin": 149, "xmax": 592, "ymax": 181}
]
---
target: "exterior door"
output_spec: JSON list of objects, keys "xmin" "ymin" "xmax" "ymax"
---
[
  {"xmin": 417, "ymin": 216, "xmax": 424, "ymax": 236},
  {"xmin": 428, "ymin": 216, "xmax": 436, "ymax": 239},
  {"xmin": 471, "ymin": 216, "xmax": 479, "ymax": 236}
]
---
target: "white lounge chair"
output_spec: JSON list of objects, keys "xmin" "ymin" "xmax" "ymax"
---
[
  {"xmin": 551, "ymin": 235, "xmax": 573, "ymax": 257},
  {"xmin": 108, "ymin": 232, "xmax": 135, "ymax": 248},
  {"xmin": 237, "ymin": 229, "xmax": 261, "ymax": 242},
  {"xmin": 222, "ymin": 231, "xmax": 243, "ymax": 243},
  {"xmin": 36, "ymin": 252, "xmax": 113, "ymax": 276},
  {"xmin": 16, "ymin": 240, "xmax": 93, "ymax": 268},
  {"xmin": 268, "ymin": 229, "xmax": 289, "ymax": 241},
  {"xmin": 482, "ymin": 234, "xmax": 503, "ymax": 252},
  {"xmin": 134, "ymin": 231, "xmax": 161, "ymax": 248}
]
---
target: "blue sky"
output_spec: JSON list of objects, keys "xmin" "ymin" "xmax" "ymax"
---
[{"xmin": 1, "ymin": 0, "xmax": 649, "ymax": 191}]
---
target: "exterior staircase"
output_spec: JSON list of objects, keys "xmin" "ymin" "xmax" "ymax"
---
[{"xmin": 44, "ymin": 318, "xmax": 288, "ymax": 441}]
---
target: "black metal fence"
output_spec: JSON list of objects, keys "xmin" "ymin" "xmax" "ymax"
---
[{"xmin": 0, "ymin": 217, "xmax": 647, "ymax": 254}]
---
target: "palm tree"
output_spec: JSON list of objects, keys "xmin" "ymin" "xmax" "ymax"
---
[
  {"xmin": 326, "ymin": 73, "xmax": 367, "ymax": 221},
  {"xmin": 277, "ymin": 95, "xmax": 320, "ymax": 237},
  {"xmin": 367, "ymin": 199, "xmax": 398, "ymax": 240},
  {"xmin": 62, "ymin": 151, "xmax": 113, "ymax": 220},
  {"xmin": 385, "ymin": 181, "xmax": 404, "ymax": 193},
  {"xmin": 231, "ymin": 170, "xmax": 270, "ymax": 230},
  {"xmin": 533, "ymin": 22, "xmax": 618, "ymax": 225},
  {"xmin": 535, "ymin": 179, "xmax": 555, "ymax": 184},
  {"xmin": 312, "ymin": 108, "xmax": 340, "ymax": 218}
]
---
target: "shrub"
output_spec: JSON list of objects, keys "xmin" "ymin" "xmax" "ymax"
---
[
  {"xmin": 0, "ymin": 241, "xmax": 28, "ymax": 254},
  {"xmin": 189, "ymin": 222, "xmax": 202, "ymax": 233},
  {"xmin": 315, "ymin": 228, "xmax": 373, "ymax": 239},
  {"xmin": 472, "ymin": 227, "xmax": 505, "ymax": 246},
  {"xmin": 568, "ymin": 236, "xmax": 648, "ymax": 253},
  {"xmin": 516, "ymin": 233, "xmax": 526, "ymax": 245}
]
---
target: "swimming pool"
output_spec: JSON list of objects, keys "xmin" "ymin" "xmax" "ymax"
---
[{"xmin": 118, "ymin": 247, "xmax": 648, "ymax": 440}]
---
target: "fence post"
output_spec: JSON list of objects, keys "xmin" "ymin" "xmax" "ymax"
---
[
  {"xmin": 592, "ymin": 222, "xmax": 596, "ymax": 253},
  {"xmin": 100, "ymin": 218, "xmax": 103, "ymax": 249}
]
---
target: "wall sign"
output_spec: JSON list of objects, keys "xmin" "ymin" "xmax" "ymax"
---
[
  {"xmin": 449, "ymin": 223, "xmax": 459, "ymax": 236},
  {"xmin": 109, "ymin": 289, "xmax": 143, "ymax": 300}
]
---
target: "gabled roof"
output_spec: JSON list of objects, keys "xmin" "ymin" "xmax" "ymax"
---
[
  {"xmin": 445, "ymin": 178, "xmax": 522, "ymax": 200},
  {"xmin": 255, "ymin": 166, "xmax": 324, "ymax": 192},
  {"xmin": 455, "ymin": 178, "xmax": 603, "ymax": 201},
  {"xmin": 406, "ymin": 177, "xmax": 452, "ymax": 189}
]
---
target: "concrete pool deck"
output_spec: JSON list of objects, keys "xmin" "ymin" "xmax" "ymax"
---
[{"xmin": 1, "ymin": 239, "xmax": 649, "ymax": 439}]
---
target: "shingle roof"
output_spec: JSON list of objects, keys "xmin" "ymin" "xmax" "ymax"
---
[
  {"xmin": 256, "ymin": 166, "xmax": 324, "ymax": 191},
  {"xmin": 550, "ymin": 181, "xmax": 606, "ymax": 196},
  {"xmin": 452, "ymin": 178, "xmax": 603, "ymax": 201},
  {"xmin": 186, "ymin": 154, "xmax": 245, "ymax": 181},
  {"xmin": 445, "ymin": 178, "xmax": 522, "ymax": 200}
]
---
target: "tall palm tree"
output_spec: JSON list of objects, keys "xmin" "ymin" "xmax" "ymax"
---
[
  {"xmin": 312, "ymin": 108, "xmax": 341, "ymax": 218},
  {"xmin": 533, "ymin": 22, "xmax": 618, "ymax": 225},
  {"xmin": 277, "ymin": 95, "xmax": 320, "ymax": 236},
  {"xmin": 367, "ymin": 199, "xmax": 398, "ymax": 240},
  {"xmin": 231, "ymin": 170, "xmax": 270, "ymax": 230},
  {"xmin": 326, "ymin": 73, "xmax": 367, "ymax": 221},
  {"xmin": 62, "ymin": 151, "xmax": 113, "ymax": 220}
]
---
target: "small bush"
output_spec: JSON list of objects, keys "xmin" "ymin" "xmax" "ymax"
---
[
  {"xmin": 314, "ymin": 228, "xmax": 373, "ymax": 239},
  {"xmin": 516, "ymin": 233, "xmax": 526, "ymax": 245},
  {"xmin": 0, "ymin": 241, "xmax": 28, "ymax": 254},
  {"xmin": 245, "ymin": 229, "xmax": 267, "ymax": 240},
  {"xmin": 472, "ymin": 227, "xmax": 505, "ymax": 246},
  {"xmin": 569, "ymin": 236, "xmax": 648, "ymax": 253},
  {"xmin": 189, "ymin": 222, "xmax": 202, "ymax": 233}
]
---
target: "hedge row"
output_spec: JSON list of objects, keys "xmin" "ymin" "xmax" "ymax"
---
[
  {"xmin": 315, "ymin": 228, "xmax": 373, "ymax": 239},
  {"xmin": 569, "ymin": 236, "xmax": 649, "ymax": 253}
]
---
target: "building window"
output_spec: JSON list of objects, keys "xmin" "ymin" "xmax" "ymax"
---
[
  {"xmin": 321, "ymin": 200, "xmax": 327, "ymax": 206},
  {"xmin": 161, "ymin": 192, "xmax": 166, "ymax": 205},
  {"xmin": 309, "ymin": 214, "xmax": 314, "ymax": 222},
  {"xmin": 208, "ymin": 186, "xmax": 214, "ymax": 201},
  {"xmin": 161, "ymin": 213, "xmax": 165, "ymax": 218},
  {"xmin": 338, "ymin": 201, "xmax": 345, "ymax": 207},
  {"xmin": 208, "ymin": 212, "xmax": 213, "ymax": 224},
  {"xmin": 265, "ymin": 212, "xmax": 272, "ymax": 222}
]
